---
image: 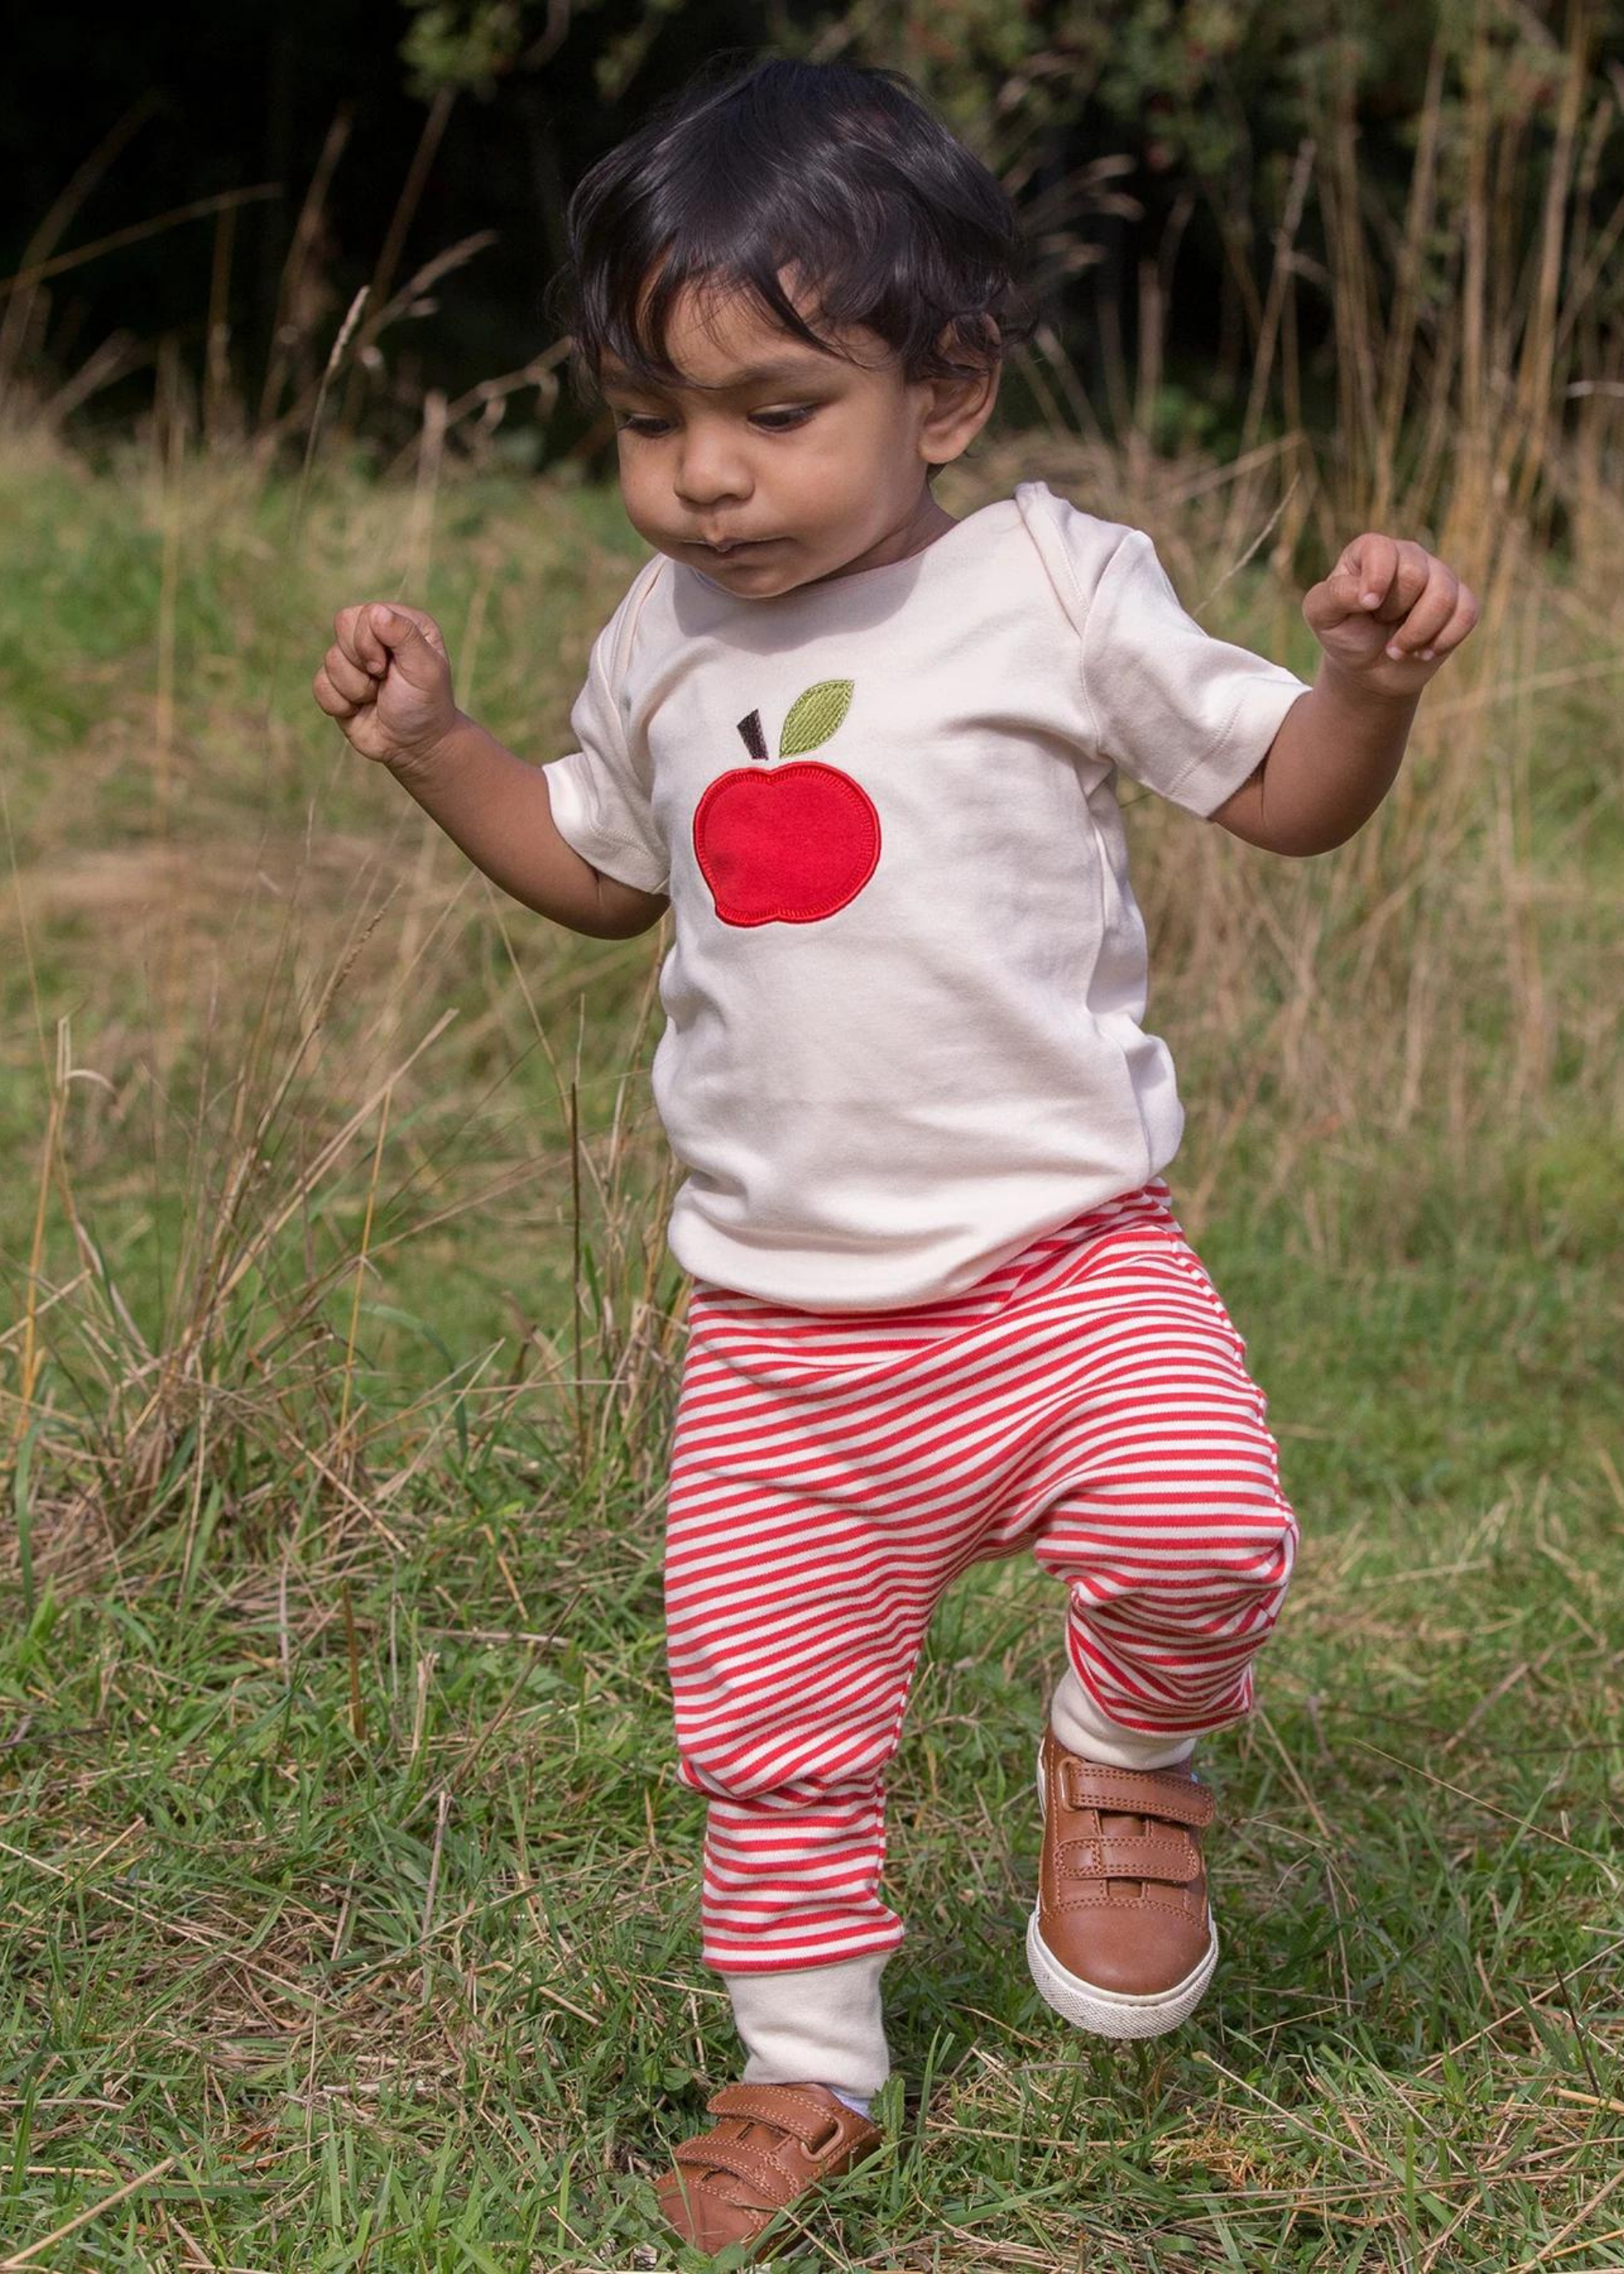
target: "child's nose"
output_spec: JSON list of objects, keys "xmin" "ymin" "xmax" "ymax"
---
[{"xmin": 674, "ymin": 426, "xmax": 752, "ymax": 508}]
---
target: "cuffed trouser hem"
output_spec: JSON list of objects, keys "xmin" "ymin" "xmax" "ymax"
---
[
  {"xmin": 1049, "ymin": 1664, "xmax": 1201, "ymax": 1770},
  {"xmin": 726, "ymin": 1952, "xmax": 892, "ymax": 2097}
]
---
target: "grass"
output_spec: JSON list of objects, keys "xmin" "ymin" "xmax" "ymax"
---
[
  {"xmin": 1, "ymin": 345, "xmax": 1622, "ymax": 2263},
  {"xmin": 0, "ymin": 1242, "xmax": 1620, "ymax": 2269}
]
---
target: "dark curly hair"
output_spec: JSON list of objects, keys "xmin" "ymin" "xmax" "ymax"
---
[{"xmin": 555, "ymin": 56, "xmax": 1030, "ymax": 388}]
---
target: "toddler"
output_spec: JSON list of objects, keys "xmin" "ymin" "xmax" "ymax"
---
[{"xmin": 313, "ymin": 57, "xmax": 1478, "ymax": 2255}]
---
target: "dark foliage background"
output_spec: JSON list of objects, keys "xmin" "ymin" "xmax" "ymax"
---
[{"xmin": 5, "ymin": 1, "xmax": 1623, "ymax": 469}]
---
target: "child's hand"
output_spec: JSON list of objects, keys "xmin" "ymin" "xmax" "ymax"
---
[
  {"xmin": 1302, "ymin": 535, "xmax": 1479, "ymax": 699},
  {"xmin": 313, "ymin": 603, "xmax": 460, "ymax": 767}
]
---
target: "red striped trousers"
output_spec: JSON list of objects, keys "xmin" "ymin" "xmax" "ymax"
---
[{"xmin": 664, "ymin": 1182, "xmax": 1298, "ymax": 1976}]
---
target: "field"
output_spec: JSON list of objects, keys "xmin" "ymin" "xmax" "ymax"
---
[{"xmin": 0, "ymin": 407, "xmax": 1621, "ymax": 2273}]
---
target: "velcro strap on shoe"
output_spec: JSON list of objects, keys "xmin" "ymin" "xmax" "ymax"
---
[
  {"xmin": 1061, "ymin": 1762, "xmax": 1216, "ymax": 1827},
  {"xmin": 672, "ymin": 2133, "xmax": 787, "ymax": 2198},
  {"xmin": 1059, "ymin": 1831, "xmax": 1203, "ymax": 1884},
  {"xmin": 706, "ymin": 2084, "xmax": 851, "ymax": 2153}
]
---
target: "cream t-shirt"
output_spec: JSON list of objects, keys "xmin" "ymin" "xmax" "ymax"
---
[{"xmin": 542, "ymin": 481, "xmax": 1308, "ymax": 1311}]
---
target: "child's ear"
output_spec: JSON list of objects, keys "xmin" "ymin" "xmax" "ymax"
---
[{"xmin": 916, "ymin": 329, "xmax": 1000, "ymax": 467}]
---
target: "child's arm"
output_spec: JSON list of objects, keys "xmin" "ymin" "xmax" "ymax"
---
[
  {"xmin": 1212, "ymin": 534, "xmax": 1478, "ymax": 857},
  {"xmin": 313, "ymin": 603, "xmax": 668, "ymax": 940}
]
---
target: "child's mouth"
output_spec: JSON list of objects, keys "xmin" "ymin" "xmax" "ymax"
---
[{"xmin": 698, "ymin": 537, "xmax": 776, "ymax": 557}]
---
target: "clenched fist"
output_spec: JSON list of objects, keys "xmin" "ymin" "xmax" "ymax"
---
[
  {"xmin": 312, "ymin": 603, "xmax": 460, "ymax": 767},
  {"xmin": 1302, "ymin": 535, "xmax": 1479, "ymax": 700}
]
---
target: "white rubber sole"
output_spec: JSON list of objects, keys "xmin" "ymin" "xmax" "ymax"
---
[
  {"xmin": 1025, "ymin": 1907, "xmax": 1218, "ymax": 2038},
  {"xmin": 1027, "ymin": 1749, "xmax": 1218, "ymax": 2039}
]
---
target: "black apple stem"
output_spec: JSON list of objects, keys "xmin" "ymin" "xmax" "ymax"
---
[{"xmin": 736, "ymin": 709, "xmax": 768, "ymax": 762}]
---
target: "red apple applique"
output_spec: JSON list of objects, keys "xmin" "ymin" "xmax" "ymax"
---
[{"xmin": 693, "ymin": 678, "xmax": 880, "ymax": 927}]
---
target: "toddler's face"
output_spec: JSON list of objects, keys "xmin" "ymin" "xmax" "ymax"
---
[{"xmin": 599, "ymin": 281, "xmax": 993, "ymax": 597}]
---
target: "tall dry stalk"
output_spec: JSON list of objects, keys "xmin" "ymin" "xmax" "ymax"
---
[
  {"xmin": 0, "ymin": 96, "xmax": 157, "ymax": 418},
  {"xmin": 256, "ymin": 108, "xmax": 354, "ymax": 441},
  {"xmin": 338, "ymin": 87, "xmax": 458, "ymax": 436}
]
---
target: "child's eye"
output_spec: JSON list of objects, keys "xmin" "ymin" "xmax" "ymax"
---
[
  {"xmin": 615, "ymin": 413, "xmax": 674, "ymax": 438},
  {"xmin": 750, "ymin": 405, "xmax": 817, "ymax": 432}
]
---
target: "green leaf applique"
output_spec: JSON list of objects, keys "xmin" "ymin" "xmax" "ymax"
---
[{"xmin": 779, "ymin": 679, "xmax": 855, "ymax": 756}]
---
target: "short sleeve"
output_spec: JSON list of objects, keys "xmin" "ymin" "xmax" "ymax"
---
[
  {"xmin": 1077, "ymin": 527, "xmax": 1310, "ymax": 816},
  {"xmin": 541, "ymin": 593, "xmax": 670, "ymax": 895}
]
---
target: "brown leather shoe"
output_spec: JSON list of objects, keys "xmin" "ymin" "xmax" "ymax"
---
[
  {"xmin": 655, "ymin": 2081, "xmax": 882, "ymax": 2253},
  {"xmin": 1026, "ymin": 1728, "xmax": 1219, "ymax": 2038}
]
